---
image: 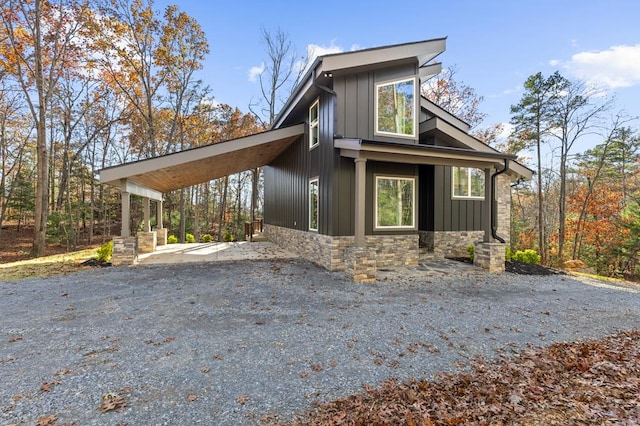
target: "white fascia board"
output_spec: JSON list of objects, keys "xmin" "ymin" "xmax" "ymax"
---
[
  {"xmin": 420, "ymin": 98, "xmax": 471, "ymax": 133},
  {"xmin": 334, "ymin": 138, "xmax": 363, "ymax": 151},
  {"xmin": 508, "ymin": 160, "xmax": 534, "ymax": 181},
  {"xmin": 420, "ymin": 117, "xmax": 498, "ymax": 153},
  {"xmin": 321, "ymin": 39, "xmax": 446, "ymax": 72},
  {"xmin": 272, "ymin": 74, "xmax": 315, "ymax": 129},
  {"xmin": 419, "ymin": 62, "xmax": 442, "ymax": 83},
  {"xmin": 105, "ymin": 179, "xmax": 163, "ymax": 200}
]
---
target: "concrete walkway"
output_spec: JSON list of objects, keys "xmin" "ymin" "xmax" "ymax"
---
[{"xmin": 137, "ymin": 241, "xmax": 298, "ymax": 265}]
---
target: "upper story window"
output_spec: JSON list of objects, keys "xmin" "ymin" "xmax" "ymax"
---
[
  {"xmin": 375, "ymin": 176, "xmax": 416, "ymax": 229},
  {"xmin": 375, "ymin": 77, "xmax": 416, "ymax": 139},
  {"xmin": 452, "ymin": 167, "xmax": 485, "ymax": 199},
  {"xmin": 309, "ymin": 99, "xmax": 319, "ymax": 149}
]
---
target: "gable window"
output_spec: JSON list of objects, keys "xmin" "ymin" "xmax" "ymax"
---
[
  {"xmin": 309, "ymin": 178, "xmax": 319, "ymax": 231},
  {"xmin": 375, "ymin": 176, "xmax": 415, "ymax": 229},
  {"xmin": 452, "ymin": 167, "xmax": 485, "ymax": 198},
  {"xmin": 309, "ymin": 99, "xmax": 319, "ymax": 148},
  {"xmin": 375, "ymin": 77, "xmax": 416, "ymax": 138}
]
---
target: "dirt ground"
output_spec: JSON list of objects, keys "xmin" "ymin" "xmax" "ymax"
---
[{"xmin": 0, "ymin": 222, "xmax": 102, "ymax": 264}]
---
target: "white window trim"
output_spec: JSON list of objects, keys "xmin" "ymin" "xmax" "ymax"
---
[
  {"xmin": 374, "ymin": 76, "xmax": 418, "ymax": 140},
  {"xmin": 374, "ymin": 175, "xmax": 417, "ymax": 230},
  {"xmin": 309, "ymin": 177, "xmax": 319, "ymax": 231},
  {"xmin": 451, "ymin": 167, "xmax": 485, "ymax": 200},
  {"xmin": 309, "ymin": 98, "xmax": 319, "ymax": 149}
]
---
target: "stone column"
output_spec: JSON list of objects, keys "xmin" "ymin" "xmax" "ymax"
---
[
  {"xmin": 474, "ymin": 241, "xmax": 506, "ymax": 273},
  {"xmin": 112, "ymin": 236, "xmax": 138, "ymax": 266},
  {"xmin": 121, "ymin": 191, "xmax": 131, "ymax": 237},
  {"xmin": 345, "ymin": 246, "xmax": 377, "ymax": 283}
]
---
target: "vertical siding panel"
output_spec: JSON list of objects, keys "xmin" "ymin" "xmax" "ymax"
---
[
  {"xmin": 357, "ymin": 73, "xmax": 370, "ymax": 139},
  {"xmin": 442, "ymin": 166, "xmax": 452, "ymax": 231}
]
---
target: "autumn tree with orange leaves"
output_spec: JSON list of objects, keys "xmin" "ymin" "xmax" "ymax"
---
[{"xmin": 0, "ymin": 0, "xmax": 90, "ymax": 256}]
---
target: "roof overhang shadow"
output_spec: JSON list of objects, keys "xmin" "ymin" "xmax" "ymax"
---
[{"xmin": 99, "ymin": 124, "xmax": 304, "ymax": 196}]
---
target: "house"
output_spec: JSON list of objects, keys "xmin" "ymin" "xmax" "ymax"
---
[{"xmin": 99, "ymin": 38, "xmax": 532, "ymax": 281}]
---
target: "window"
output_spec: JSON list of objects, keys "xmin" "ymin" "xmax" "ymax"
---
[
  {"xmin": 375, "ymin": 77, "xmax": 416, "ymax": 138},
  {"xmin": 452, "ymin": 167, "xmax": 485, "ymax": 198},
  {"xmin": 309, "ymin": 178, "xmax": 319, "ymax": 231},
  {"xmin": 375, "ymin": 176, "xmax": 415, "ymax": 229},
  {"xmin": 309, "ymin": 99, "xmax": 319, "ymax": 148}
]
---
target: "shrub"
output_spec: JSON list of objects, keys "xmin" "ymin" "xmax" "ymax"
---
[
  {"xmin": 167, "ymin": 235, "xmax": 178, "ymax": 244},
  {"xmin": 223, "ymin": 230, "xmax": 234, "ymax": 242},
  {"xmin": 96, "ymin": 240, "xmax": 113, "ymax": 262},
  {"xmin": 512, "ymin": 249, "xmax": 540, "ymax": 264},
  {"xmin": 467, "ymin": 244, "xmax": 474, "ymax": 261},
  {"xmin": 200, "ymin": 233, "xmax": 213, "ymax": 243},
  {"xmin": 505, "ymin": 246, "xmax": 513, "ymax": 262},
  {"xmin": 185, "ymin": 233, "xmax": 196, "ymax": 243}
]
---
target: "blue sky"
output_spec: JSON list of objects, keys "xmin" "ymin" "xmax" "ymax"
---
[{"xmin": 157, "ymin": 0, "xmax": 640, "ymax": 147}]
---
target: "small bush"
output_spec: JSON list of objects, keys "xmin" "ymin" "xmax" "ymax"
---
[
  {"xmin": 167, "ymin": 235, "xmax": 178, "ymax": 244},
  {"xmin": 223, "ymin": 231, "xmax": 234, "ymax": 242},
  {"xmin": 505, "ymin": 246, "xmax": 513, "ymax": 262},
  {"xmin": 512, "ymin": 249, "xmax": 540, "ymax": 264},
  {"xmin": 185, "ymin": 233, "xmax": 196, "ymax": 243},
  {"xmin": 96, "ymin": 240, "xmax": 113, "ymax": 262},
  {"xmin": 200, "ymin": 233, "xmax": 213, "ymax": 243},
  {"xmin": 467, "ymin": 244, "xmax": 474, "ymax": 261}
]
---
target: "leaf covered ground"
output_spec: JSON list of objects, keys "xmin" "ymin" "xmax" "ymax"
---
[{"xmin": 271, "ymin": 330, "xmax": 640, "ymax": 425}]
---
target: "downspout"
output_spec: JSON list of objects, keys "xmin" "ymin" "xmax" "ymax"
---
[{"xmin": 491, "ymin": 159, "xmax": 510, "ymax": 243}]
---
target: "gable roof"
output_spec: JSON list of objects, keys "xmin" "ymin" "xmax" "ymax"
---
[
  {"xmin": 419, "ymin": 97, "xmax": 532, "ymax": 180},
  {"xmin": 273, "ymin": 38, "xmax": 447, "ymax": 129}
]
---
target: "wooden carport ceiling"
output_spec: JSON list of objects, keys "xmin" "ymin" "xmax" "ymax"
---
[{"xmin": 100, "ymin": 124, "xmax": 304, "ymax": 194}]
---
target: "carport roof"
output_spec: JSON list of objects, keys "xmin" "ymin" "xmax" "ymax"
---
[{"xmin": 99, "ymin": 124, "xmax": 304, "ymax": 197}]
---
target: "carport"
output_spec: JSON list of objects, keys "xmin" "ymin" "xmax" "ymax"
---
[{"xmin": 99, "ymin": 124, "xmax": 304, "ymax": 263}]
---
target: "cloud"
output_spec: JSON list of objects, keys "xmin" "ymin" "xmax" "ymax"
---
[
  {"xmin": 564, "ymin": 44, "xmax": 640, "ymax": 89},
  {"xmin": 294, "ymin": 42, "xmax": 345, "ymax": 77},
  {"xmin": 248, "ymin": 62, "xmax": 265, "ymax": 82},
  {"xmin": 548, "ymin": 59, "xmax": 560, "ymax": 67},
  {"xmin": 306, "ymin": 42, "xmax": 344, "ymax": 61}
]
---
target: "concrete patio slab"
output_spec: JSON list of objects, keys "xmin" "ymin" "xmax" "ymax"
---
[{"xmin": 137, "ymin": 241, "xmax": 298, "ymax": 265}]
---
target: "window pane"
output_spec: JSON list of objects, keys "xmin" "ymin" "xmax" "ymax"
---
[
  {"xmin": 376, "ymin": 177, "xmax": 414, "ymax": 228},
  {"xmin": 470, "ymin": 168, "xmax": 485, "ymax": 197},
  {"xmin": 453, "ymin": 167, "xmax": 468, "ymax": 197},
  {"xmin": 377, "ymin": 79, "xmax": 414, "ymax": 136},
  {"xmin": 309, "ymin": 180, "xmax": 318, "ymax": 230},
  {"xmin": 309, "ymin": 100, "xmax": 319, "ymax": 147},
  {"xmin": 309, "ymin": 102, "xmax": 318, "ymax": 123}
]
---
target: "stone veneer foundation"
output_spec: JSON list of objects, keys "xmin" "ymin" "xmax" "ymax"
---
[
  {"xmin": 419, "ymin": 230, "xmax": 484, "ymax": 258},
  {"xmin": 264, "ymin": 224, "xmax": 419, "ymax": 272}
]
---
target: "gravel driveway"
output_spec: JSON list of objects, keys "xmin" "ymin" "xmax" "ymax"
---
[{"xmin": 1, "ymin": 259, "xmax": 639, "ymax": 425}]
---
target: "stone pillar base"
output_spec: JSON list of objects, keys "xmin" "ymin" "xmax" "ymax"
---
[
  {"xmin": 138, "ymin": 231, "xmax": 157, "ymax": 254},
  {"xmin": 345, "ymin": 246, "xmax": 377, "ymax": 283},
  {"xmin": 156, "ymin": 228, "xmax": 168, "ymax": 246},
  {"xmin": 474, "ymin": 242, "xmax": 505, "ymax": 273},
  {"xmin": 112, "ymin": 237, "xmax": 138, "ymax": 266}
]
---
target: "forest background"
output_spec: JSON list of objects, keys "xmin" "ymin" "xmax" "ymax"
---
[{"xmin": 0, "ymin": 0, "xmax": 638, "ymax": 278}]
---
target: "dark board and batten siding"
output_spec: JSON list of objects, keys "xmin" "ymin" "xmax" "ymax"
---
[
  {"xmin": 264, "ymin": 135, "xmax": 308, "ymax": 231},
  {"xmin": 334, "ymin": 63, "xmax": 418, "ymax": 142},
  {"xmin": 431, "ymin": 165, "xmax": 483, "ymax": 232},
  {"xmin": 264, "ymin": 91, "xmax": 339, "ymax": 235}
]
